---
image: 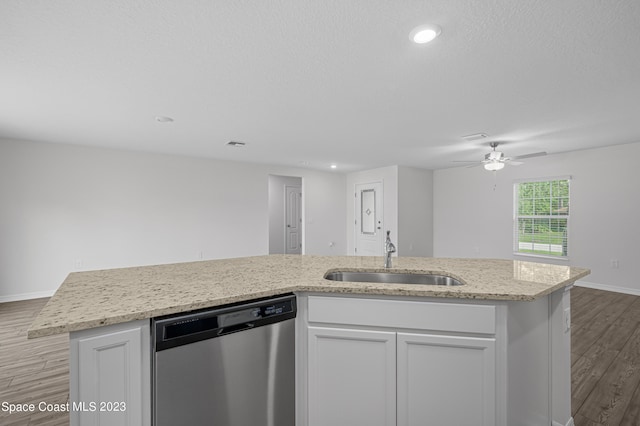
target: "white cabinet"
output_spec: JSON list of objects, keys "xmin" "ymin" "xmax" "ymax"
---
[
  {"xmin": 301, "ymin": 295, "xmax": 499, "ymax": 426},
  {"xmin": 396, "ymin": 332, "xmax": 495, "ymax": 426},
  {"xmin": 69, "ymin": 320, "xmax": 150, "ymax": 426},
  {"xmin": 307, "ymin": 327, "xmax": 396, "ymax": 426}
]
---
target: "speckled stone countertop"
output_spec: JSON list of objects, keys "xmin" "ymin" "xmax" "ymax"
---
[{"xmin": 28, "ymin": 255, "xmax": 590, "ymax": 338}]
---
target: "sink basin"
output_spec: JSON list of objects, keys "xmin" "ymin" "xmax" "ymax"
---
[{"xmin": 323, "ymin": 271, "xmax": 463, "ymax": 286}]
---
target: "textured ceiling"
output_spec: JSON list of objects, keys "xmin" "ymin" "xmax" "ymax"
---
[{"xmin": 2, "ymin": 0, "xmax": 640, "ymax": 172}]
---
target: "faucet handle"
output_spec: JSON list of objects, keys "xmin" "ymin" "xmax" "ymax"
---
[{"xmin": 385, "ymin": 231, "xmax": 396, "ymax": 253}]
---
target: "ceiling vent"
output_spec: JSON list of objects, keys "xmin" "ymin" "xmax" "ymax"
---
[
  {"xmin": 155, "ymin": 116, "xmax": 174, "ymax": 123},
  {"xmin": 461, "ymin": 133, "xmax": 488, "ymax": 142}
]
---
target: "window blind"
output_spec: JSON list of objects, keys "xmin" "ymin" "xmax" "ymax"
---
[{"xmin": 514, "ymin": 178, "xmax": 570, "ymax": 258}]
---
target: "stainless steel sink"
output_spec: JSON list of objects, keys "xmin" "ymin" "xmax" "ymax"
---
[{"xmin": 323, "ymin": 271, "xmax": 464, "ymax": 286}]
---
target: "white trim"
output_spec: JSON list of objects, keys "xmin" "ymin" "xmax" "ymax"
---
[
  {"xmin": 575, "ymin": 280, "xmax": 640, "ymax": 297},
  {"xmin": 0, "ymin": 289, "xmax": 56, "ymax": 303},
  {"xmin": 552, "ymin": 416, "xmax": 575, "ymax": 426},
  {"xmin": 513, "ymin": 175, "xmax": 572, "ymax": 184},
  {"xmin": 513, "ymin": 251, "xmax": 569, "ymax": 262}
]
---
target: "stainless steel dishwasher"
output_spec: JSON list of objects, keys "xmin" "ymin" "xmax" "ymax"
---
[{"xmin": 152, "ymin": 294, "xmax": 296, "ymax": 426}]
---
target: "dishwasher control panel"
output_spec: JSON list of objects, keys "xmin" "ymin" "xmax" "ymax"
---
[{"xmin": 153, "ymin": 294, "xmax": 296, "ymax": 351}]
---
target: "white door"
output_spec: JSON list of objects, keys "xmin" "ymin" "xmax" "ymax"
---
[
  {"xmin": 307, "ymin": 326, "xmax": 396, "ymax": 426},
  {"xmin": 397, "ymin": 332, "xmax": 496, "ymax": 426},
  {"xmin": 354, "ymin": 182, "xmax": 383, "ymax": 255},
  {"xmin": 285, "ymin": 185, "xmax": 302, "ymax": 254}
]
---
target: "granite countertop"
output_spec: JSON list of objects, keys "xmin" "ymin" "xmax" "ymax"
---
[{"xmin": 28, "ymin": 255, "xmax": 590, "ymax": 338}]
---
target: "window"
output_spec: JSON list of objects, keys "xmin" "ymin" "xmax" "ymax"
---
[{"xmin": 514, "ymin": 178, "xmax": 570, "ymax": 258}]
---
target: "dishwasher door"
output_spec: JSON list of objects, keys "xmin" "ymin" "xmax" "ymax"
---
[{"xmin": 153, "ymin": 294, "xmax": 296, "ymax": 426}]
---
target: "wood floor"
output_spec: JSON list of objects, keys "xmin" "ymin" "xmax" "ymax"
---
[
  {"xmin": 0, "ymin": 298, "xmax": 69, "ymax": 425},
  {"xmin": 571, "ymin": 286, "xmax": 640, "ymax": 426},
  {"xmin": 1, "ymin": 288, "xmax": 639, "ymax": 425}
]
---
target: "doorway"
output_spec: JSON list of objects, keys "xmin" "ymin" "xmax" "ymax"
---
[
  {"xmin": 268, "ymin": 175, "xmax": 303, "ymax": 254},
  {"xmin": 354, "ymin": 182, "xmax": 384, "ymax": 255}
]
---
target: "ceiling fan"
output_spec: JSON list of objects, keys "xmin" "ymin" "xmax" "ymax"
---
[{"xmin": 454, "ymin": 142, "xmax": 546, "ymax": 171}]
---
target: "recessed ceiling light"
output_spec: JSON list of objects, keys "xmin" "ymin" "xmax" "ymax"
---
[
  {"xmin": 226, "ymin": 141, "xmax": 246, "ymax": 147},
  {"xmin": 330, "ymin": 164, "xmax": 337, "ymax": 169},
  {"xmin": 155, "ymin": 116, "xmax": 174, "ymax": 123},
  {"xmin": 410, "ymin": 24, "xmax": 442, "ymax": 44}
]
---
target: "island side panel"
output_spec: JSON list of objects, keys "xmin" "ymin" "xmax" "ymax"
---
[
  {"xmin": 506, "ymin": 295, "xmax": 551, "ymax": 425},
  {"xmin": 549, "ymin": 286, "xmax": 573, "ymax": 426},
  {"xmin": 295, "ymin": 293, "xmax": 310, "ymax": 426}
]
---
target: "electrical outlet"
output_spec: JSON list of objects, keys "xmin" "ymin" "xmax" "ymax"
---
[
  {"xmin": 611, "ymin": 259, "xmax": 620, "ymax": 269},
  {"xmin": 74, "ymin": 259, "xmax": 83, "ymax": 270}
]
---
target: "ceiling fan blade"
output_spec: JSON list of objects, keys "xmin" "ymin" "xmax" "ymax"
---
[
  {"xmin": 513, "ymin": 151, "xmax": 546, "ymax": 160},
  {"xmin": 451, "ymin": 160, "xmax": 481, "ymax": 163},
  {"xmin": 507, "ymin": 161, "xmax": 524, "ymax": 166}
]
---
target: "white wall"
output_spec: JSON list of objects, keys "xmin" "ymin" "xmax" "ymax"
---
[
  {"xmin": 434, "ymin": 142, "xmax": 640, "ymax": 295},
  {"xmin": 0, "ymin": 139, "xmax": 346, "ymax": 301},
  {"xmin": 398, "ymin": 166, "xmax": 433, "ymax": 257},
  {"xmin": 5, "ymin": 137, "xmax": 635, "ymax": 299},
  {"xmin": 303, "ymin": 170, "xmax": 348, "ymax": 255}
]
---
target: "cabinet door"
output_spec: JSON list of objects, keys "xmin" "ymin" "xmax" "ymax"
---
[
  {"xmin": 70, "ymin": 320, "xmax": 150, "ymax": 426},
  {"xmin": 397, "ymin": 332, "xmax": 496, "ymax": 426},
  {"xmin": 308, "ymin": 326, "xmax": 396, "ymax": 426}
]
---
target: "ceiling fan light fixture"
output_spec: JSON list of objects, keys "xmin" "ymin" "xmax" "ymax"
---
[
  {"xmin": 486, "ymin": 151, "xmax": 503, "ymax": 161},
  {"xmin": 484, "ymin": 161, "xmax": 505, "ymax": 171},
  {"xmin": 410, "ymin": 24, "xmax": 442, "ymax": 44}
]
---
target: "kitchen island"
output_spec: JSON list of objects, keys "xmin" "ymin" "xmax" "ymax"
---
[{"xmin": 28, "ymin": 255, "xmax": 590, "ymax": 426}]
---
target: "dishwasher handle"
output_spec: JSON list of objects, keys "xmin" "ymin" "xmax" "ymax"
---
[{"xmin": 217, "ymin": 322, "xmax": 255, "ymax": 336}]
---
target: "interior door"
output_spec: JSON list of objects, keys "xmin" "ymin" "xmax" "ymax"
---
[
  {"xmin": 285, "ymin": 185, "xmax": 302, "ymax": 254},
  {"xmin": 354, "ymin": 182, "xmax": 383, "ymax": 255}
]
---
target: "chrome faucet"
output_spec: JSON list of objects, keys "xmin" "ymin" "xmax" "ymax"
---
[{"xmin": 384, "ymin": 230, "xmax": 396, "ymax": 268}]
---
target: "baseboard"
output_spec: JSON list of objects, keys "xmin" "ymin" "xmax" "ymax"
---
[
  {"xmin": 552, "ymin": 416, "xmax": 574, "ymax": 426},
  {"xmin": 0, "ymin": 290, "xmax": 56, "ymax": 303},
  {"xmin": 575, "ymin": 280, "xmax": 640, "ymax": 296}
]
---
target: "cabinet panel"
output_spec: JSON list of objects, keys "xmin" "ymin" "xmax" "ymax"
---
[
  {"xmin": 70, "ymin": 321, "xmax": 150, "ymax": 426},
  {"xmin": 308, "ymin": 327, "xmax": 396, "ymax": 426},
  {"xmin": 308, "ymin": 296, "xmax": 495, "ymax": 334},
  {"xmin": 397, "ymin": 333, "xmax": 496, "ymax": 426}
]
